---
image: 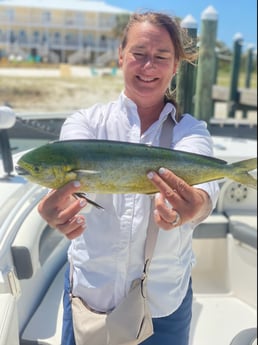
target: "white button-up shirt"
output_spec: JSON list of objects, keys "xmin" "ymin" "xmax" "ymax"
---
[{"xmin": 60, "ymin": 92, "xmax": 219, "ymax": 317}]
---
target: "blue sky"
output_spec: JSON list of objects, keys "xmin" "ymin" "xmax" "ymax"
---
[{"xmin": 108, "ymin": 0, "xmax": 257, "ymax": 51}]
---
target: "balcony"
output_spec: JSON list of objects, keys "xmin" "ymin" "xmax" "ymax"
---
[
  {"xmin": 0, "ymin": 36, "xmax": 118, "ymax": 57},
  {"xmin": 0, "ymin": 14, "xmax": 116, "ymax": 31}
]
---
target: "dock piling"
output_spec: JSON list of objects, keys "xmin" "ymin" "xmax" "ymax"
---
[{"xmin": 194, "ymin": 6, "xmax": 218, "ymax": 122}]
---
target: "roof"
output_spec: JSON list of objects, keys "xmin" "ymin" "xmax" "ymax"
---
[{"xmin": 0, "ymin": 0, "xmax": 130, "ymax": 14}]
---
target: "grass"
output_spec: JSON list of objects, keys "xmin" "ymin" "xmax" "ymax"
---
[{"xmin": 217, "ymin": 70, "xmax": 257, "ymax": 88}]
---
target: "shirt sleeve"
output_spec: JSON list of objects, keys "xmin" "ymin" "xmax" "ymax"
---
[
  {"xmin": 173, "ymin": 114, "xmax": 220, "ymax": 210},
  {"xmin": 59, "ymin": 104, "xmax": 102, "ymax": 140}
]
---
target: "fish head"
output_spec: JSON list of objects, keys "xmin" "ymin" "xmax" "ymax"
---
[
  {"xmin": 15, "ymin": 143, "xmax": 77, "ymax": 189},
  {"xmin": 15, "ymin": 158, "xmax": 57, "ymax": 185}
]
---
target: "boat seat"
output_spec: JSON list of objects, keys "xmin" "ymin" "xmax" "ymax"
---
[
  {"xmin": 230, "ymin": 328, "xmax": 257, "ymax": 345},
  {"xmin": 193, "ymin": 213, "xmax": 228, "ymax": 238},
  {"xmin": 226, "ymin": 211, "xmax": 257, "ymax": 249},
  {"xmin": 21, "ymin": 264, "xmax": 67, "ymax": 345}
]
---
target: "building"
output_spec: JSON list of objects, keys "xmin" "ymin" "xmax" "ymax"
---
[{"xmin": 0, "ymin": 0, "xmax": 130, "ymax": 64}]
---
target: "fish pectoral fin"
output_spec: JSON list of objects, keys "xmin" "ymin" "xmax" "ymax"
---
[
  {"xmin": 73, "ymin": 192, "xmax": 104, "ymax": 210},
  {"xmin": 74, "ymin": 169, "xmax": 101, "ymax": 175}
]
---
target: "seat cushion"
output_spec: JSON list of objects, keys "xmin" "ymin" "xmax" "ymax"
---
[{"xmin": 230, "ymin": 328, "xmax": 257, "ymax": 345}]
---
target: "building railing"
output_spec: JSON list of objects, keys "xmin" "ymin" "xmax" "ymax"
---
[
  {"xmin": 0, "ymin": 39, "xmax": 118, "ymax": 53},
  {"xmin": 0, "ymin": 14, "xmax": 116, "ymax": 30}
]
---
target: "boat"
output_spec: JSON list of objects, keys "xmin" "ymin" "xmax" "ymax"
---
[{"xmin": 0, "ymin": 107, "xmax": 257, "ymax": 345}]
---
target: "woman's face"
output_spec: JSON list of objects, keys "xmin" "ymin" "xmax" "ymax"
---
[{"xmin": 119, "ymin": 21, "xmax": 178, "ymax": 106}]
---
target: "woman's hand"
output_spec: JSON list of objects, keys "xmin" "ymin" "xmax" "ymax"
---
[
  {"xmin": 147, "ymin": 167, "xmax": 212, "ymax": 230},
  {"xmin": 37, "ymin": 181, "xmax": 87, "ymax": 240}
]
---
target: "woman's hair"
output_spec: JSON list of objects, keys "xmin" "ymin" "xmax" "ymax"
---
[{"xmin": 120, "ymin": 11, "xmax": 197, "ymax": 118}]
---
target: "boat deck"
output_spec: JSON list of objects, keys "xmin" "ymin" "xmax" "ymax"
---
[
  {"xmin": 191, "ymin": 294, "xmax": 256, "ymax": 345},
  {"xmin": 21, "ymin": 261, "xmax": 257, "ymax": 345}
]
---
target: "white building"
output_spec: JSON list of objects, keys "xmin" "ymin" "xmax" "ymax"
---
[{"xmin": 0, "ymin": 0, "xmax": 130, "ymax": 64}]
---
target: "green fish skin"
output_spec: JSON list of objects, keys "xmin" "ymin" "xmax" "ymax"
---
[{"xmin": 15, "ymin": 139, "xmax": 257, "ymax": 193}]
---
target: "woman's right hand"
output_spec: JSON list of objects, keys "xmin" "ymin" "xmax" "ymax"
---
[{"xmin": 37, "ymin": 181, "xmax": 87, "ymax": 240}]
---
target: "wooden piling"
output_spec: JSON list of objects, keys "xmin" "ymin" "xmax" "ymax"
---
[
  {"xmin": 227, "ymin": 33, "xmax": 243, "ymax": 118},
  {"xmin": 194, "ymin": 6, "xmax": 218, "ymax": 122},
  {"xmin": 176, "ymin": 15, "xmax": 197, "ymax": 115},
  {"xmin": 245, "ymin": 45, "xmax": 254, "ymax": 88},
  {"xmin": 243, "ymin": 44, "xmax": 254, "ymax": 118}
]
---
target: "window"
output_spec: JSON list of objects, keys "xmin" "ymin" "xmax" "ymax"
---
[
  {"xmin": 42, "ymin": 11, "xmax": 51, "ymax": 24},
  {"xmin": 10, "ymin": 30, "xmax": 16, "ymax": 43},
  {"xmin": 53, "ymin": 32, "xmax": 60, "ymax": 44},
  {"xmin": 65, "ymin": 33, "xmax": 71, "ymax": 44},
  {"xmin": 18, "ymin": 30, "xmax": 27, "ymax": 43},
  {"xmin": 6, "ymin": 8, "xmax": 15, "ymax": 21},
  {"xmin": 42, "ymin": 33, "xmax": 48, "ymax": 44},
  {"xmin": 100, "ymin": 35, "xmax": 107, "ymax": 47},
  {"xmin": 85, "ymin": 33, "xmax": 94, "ymax": 46},
  {"xmin": 76, "ymin": 12, "xmax": 84, "ymax": 26},
  {"xmin": 33, "ymin": 31, "xmax": 40, "ymax": 44}
]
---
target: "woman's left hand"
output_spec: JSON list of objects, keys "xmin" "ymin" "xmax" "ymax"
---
[{"xmin": 147, "ymin": 167, "xmax": 212, "ymax": 230}]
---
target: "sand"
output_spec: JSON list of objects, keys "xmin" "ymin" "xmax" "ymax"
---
[
  {"xmin": 0, "ymin": 65, "xmax": 256, "ymax": 122},
  {"xmin": 0, "ymin": 66, "xmax": 124, "ymax": 114}
]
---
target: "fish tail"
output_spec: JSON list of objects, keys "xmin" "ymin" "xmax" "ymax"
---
[{"xmin": 228, "ymin": 158, "xmax": 257, "ymax": 189}]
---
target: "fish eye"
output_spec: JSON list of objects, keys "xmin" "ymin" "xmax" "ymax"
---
[{"xmin": 34, "ymin": 166, "xmax": 40, "ymax": 173}]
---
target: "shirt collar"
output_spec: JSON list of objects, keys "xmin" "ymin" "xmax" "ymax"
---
[{"xmin": 120, "ymin": 91, "xmax": 178, "ymax": 124}]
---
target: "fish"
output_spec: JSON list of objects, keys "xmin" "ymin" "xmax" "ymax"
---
[{"xmin": 15, "ymin": 139, "xmax": 257, "ymax": 207}]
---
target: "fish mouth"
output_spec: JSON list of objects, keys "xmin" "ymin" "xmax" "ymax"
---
[{"xmin": 15, "ymin": 165, "xmax": 30, "ymax": 176}]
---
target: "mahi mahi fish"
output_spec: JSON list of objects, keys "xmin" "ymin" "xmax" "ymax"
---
[{"xmin": 15, "ymin": 140, "xmax": 257, "ymax": 202}]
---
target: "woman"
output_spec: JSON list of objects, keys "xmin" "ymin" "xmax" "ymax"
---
[{"xmin": 38, "ymin": 11, "xmax": 219, "ymax": 345}]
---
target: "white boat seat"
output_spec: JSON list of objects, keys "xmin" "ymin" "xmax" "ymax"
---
[
  {"xmin": 21, "ymin": 264, "xmax": 67, "ymax": 345},
  {"xmin": 230, "ymin": 328, "xmax": 257, "ymax": 345},
  {"xmin": 11, "ymin": 206, "xmax": 65, "ymax": 279},
  {"xmin": 226, "ymin": 211, "xmax": 257, "ymax": 249},
  {"xmin": 193, "ymin": 213, "xmax": 228, "ymax": 238},
  {"xmin": 193, "ymin": 210, "xmax": 257, "ymax": 249}
]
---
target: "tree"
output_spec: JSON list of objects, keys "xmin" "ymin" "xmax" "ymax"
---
[{"xmin": 113, "ymin": 14, "xmax": 130, "ymax": 40}]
